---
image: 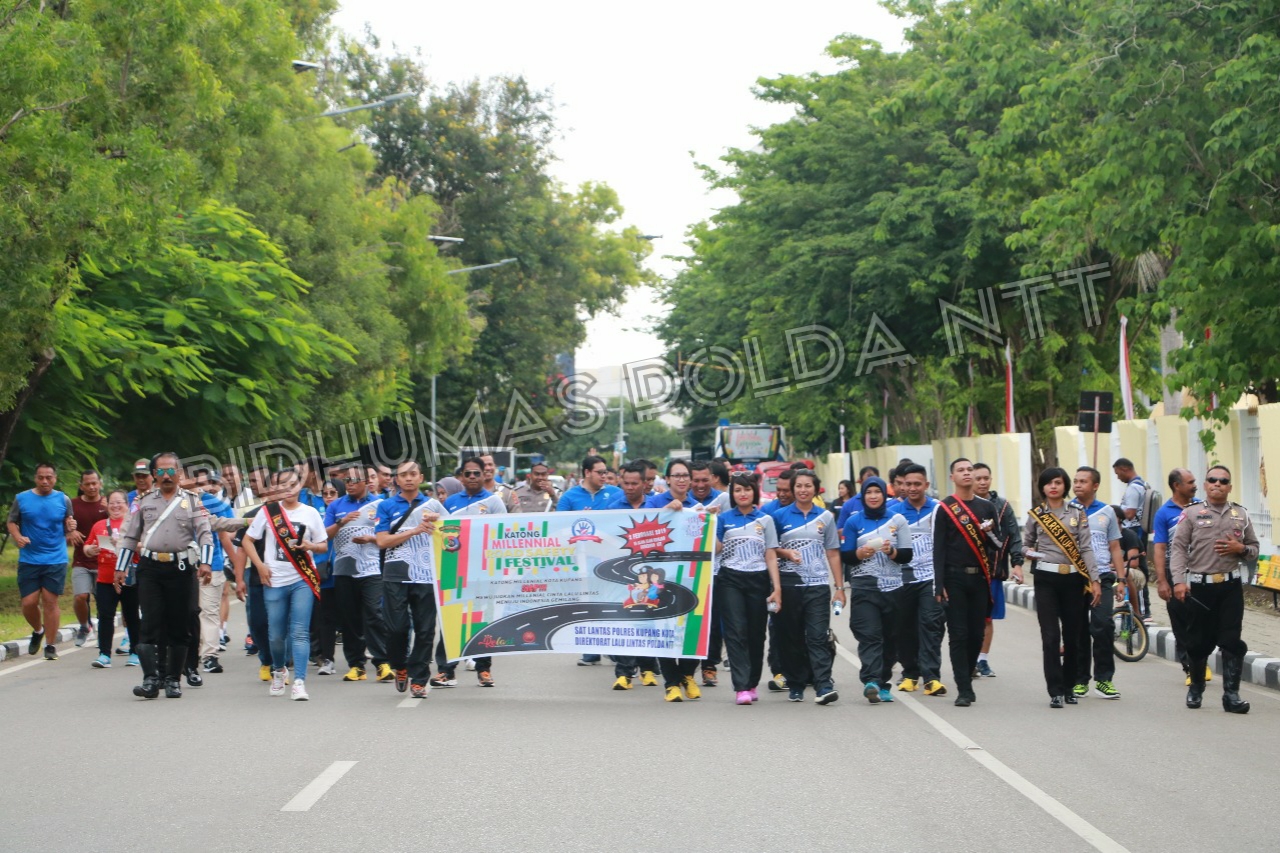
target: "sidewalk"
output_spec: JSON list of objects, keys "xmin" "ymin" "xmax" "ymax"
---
[
  {"xmin": 0, "ymin": 614, "xmax": 124, "ymax": 662},
  {"xmin": 1003, "ymin": 580, "xmax": 1280, "ymax": 692}
]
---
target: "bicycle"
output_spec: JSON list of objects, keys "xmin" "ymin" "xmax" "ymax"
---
[{"xmin": 1112, "ymin": 581, "xmax": 1149, "ymax": 662}]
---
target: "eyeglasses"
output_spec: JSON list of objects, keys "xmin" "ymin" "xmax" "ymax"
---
[
  {"xmin": 155, "ymin": 467, "xmax": 177, "ymax": 476},
  {"xmin": 1206, "ymin": 476, "xmax": 1231, "ymax": 485},
  {"xmin": 668, "ymin": 473, "xmax": 690, "ymax": 480},
  {"xmin": 461, "ymin": 471, "xmax": 483, "ymax": 478}
]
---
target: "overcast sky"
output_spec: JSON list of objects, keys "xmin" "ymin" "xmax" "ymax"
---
[{"xmin": 332, "ymin": 1, "xmax": 908, "ymax": 370}]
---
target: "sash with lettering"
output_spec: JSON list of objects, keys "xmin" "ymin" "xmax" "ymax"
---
[
  {"xmin": 1029, "ymin": 504, "xmax": 1091, "ymax": 591},
  {"xmin": 937, "ymin": 496, "xmax": 993, "ymax": 589},
  {"xmin": 265, "ymin": 501, "xmax": 320, "ymax": 599}
]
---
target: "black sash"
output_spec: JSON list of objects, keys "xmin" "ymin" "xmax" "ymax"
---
[
  {"xmin": 266, "ymin": 502, "xmax": 320, "ymax": 598},
  {"xmin": 1030, "ymin": 505, "xmax": 1090, "ymax": 589}
]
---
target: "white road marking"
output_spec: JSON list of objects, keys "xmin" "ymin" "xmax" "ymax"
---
[
  {"xmin": 542, "ymin": 616, "xmax": 558, "ymax": 621},
  {"xmin": 281, "ymin": 761, "xmax": 358, "ymax": 812},
  {"xmin": 571, "ymin": 610, "xmax": 589, "ymax": 615},
  {"xmin": 516, "ymin": 623, "xmax": 530, "ymax": 630},
  {"xmin": 600, "ymin": 609, "xmax": 618, "ymax": 613},
  {"xmin": 833, "ymin": 643, "xmax": 1130, "ymax": 853},
  {"xmin": 0, "ymin": 647, "xmax": 81, "ymax": 678}
]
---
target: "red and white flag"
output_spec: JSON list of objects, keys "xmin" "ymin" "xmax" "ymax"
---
[
  {"xmin": 1004, "ymin": 343, "xmax": 1016, "ymax": 432},
  {"xmin": 1119, "ymin": 315, "xmax": 1135, "ymax": 420}
]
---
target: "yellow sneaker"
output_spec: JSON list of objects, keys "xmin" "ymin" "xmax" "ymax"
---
[
  {"xmin": 1205, "ymin": 665, "xmax": 1212, "ymax": 682},
  {"xmin": 923, "ymin": 679, "xmax": 948, "ymax": 696},
  {"xmin": 682, "ymin": 675, "xmax": 702, "ymax": 700},
  {"xmin": 259, "ymin": 664, "xmax": 271, "ymax": 682},
  {"xmin": 641, "ymin": 670, "xmax": 658, "ymax": 687},
  {"xmin": 376, "ymin": 663, "xmax": 395, "ymax": 682},
  {"xmin": 898, "ymin": 677, "xmax": 918, "ymax": 692},
  {"xmin": 613, "ymin": 676, "xmax": 633, "ymax": 690},
  {"xmin": 767, "ymin": 673, "xmax": 787, "ymax": 692},
  {"xmin": 665, "ymin": 685, "xmax": 683, "ymax": 702},
  {"xmin": 1185, "ymin": 673, "xmax": 1192, "ymax": 687},
  {"xmin": 342, "ymin": 666, "xmax": 367, "ymax": 682}
]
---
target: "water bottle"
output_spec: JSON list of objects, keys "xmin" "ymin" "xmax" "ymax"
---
[
  {"xmin": 767, "ymin": 600, "xmax": 779, "ymax": 613},
  {"xmin": 832, "ymin": 599, "xmax": 843, "ymax": 617}
]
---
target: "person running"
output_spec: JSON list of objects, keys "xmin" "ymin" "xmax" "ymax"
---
[
  {"xmin": 932, "ymin": 458, "xmax": 1000, "ymax": 707},
  {"xmin": 1022, "ymin": 467, "xmax": 1099, "ymax": 709},
  {"xmin": 433, "ymin": 456, "xmax": 507, "ymax": 688},
  {"xmin": 83, "ymin": 490, "xmax": 139, "ymax": 668},
  {"xmin": 716, "ymin": 472, "xmax": 783, "ymax": 705},
  {"xmin": 841, "ymin": 476, "xmax": 912, "ymax": 704},
  {"xmin": 8, "ymin": 462, "xmax": 77, "ymax": 660},
  {"xmin": 1071, "ymin": 467, "xmax": 1125, "ymax": 700},
  {"xmin": 770, "ymin": 469, "xmax": 843, "ymax": 705},
  {"xmin": 244, "ymin": 468, "xmax": 328, "ymax": 701},
  {"xmin": 375, "ymin": 460, "xmax": 447, "ymax": 698},
  {"xmin": 972, "ymin": 462, "xmax": 1023, "ymax": 678},
  {"xmin": 644, "ymin": 459, "xmax": 708, "ymax": 701},
  {"xmin": 604, "ymin": 461, "xmax": 660, "ymax": 689},
  {"xmin": 69, "ymin": 470, "xmax": 108, "ymax": 647},
  {"xmin": 889, "ymin": 464, "xmax": 947, "ymax": 696},
  {"xmin": 326, "ymin": 463, "xmax": 393, "ymax": 683}
]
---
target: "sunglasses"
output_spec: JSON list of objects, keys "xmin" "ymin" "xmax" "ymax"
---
[
  {"xmin": 154, "ymin": 467, "xmax": 177, "ymax": 476},
  {"xmin": 461, "ymin": 470, "xmax": 483, "ymax": 478},
  {"xmin": 343, "ymin": 477, "xmax": 362, "ymax": 484},
  {"xmin": 1206, "ymin": 476, "xmax": 1231, "ymax": 485}
]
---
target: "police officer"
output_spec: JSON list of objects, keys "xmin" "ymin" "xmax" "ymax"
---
[
  {"xmin": 115, "ymin": 452, "xmax": 214, "ymax": 700},
  {"xmin": 1170, "ymin": 464, "xmax": 1258, "ymax": 714},
  {"xmin": 512, "ymin": 463, "xmax": 559, "ymax": 513}
]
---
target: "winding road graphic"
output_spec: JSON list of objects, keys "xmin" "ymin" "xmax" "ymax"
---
[{"xmin": 460, "ymin": 550, "xmax": 711, "ymax": 657}]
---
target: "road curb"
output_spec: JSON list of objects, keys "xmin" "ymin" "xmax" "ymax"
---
[
  {"xmin": 0, "ymin": 615, "xmax": 125, "ymax": 663},
  {"xmin": 1000, "ymin": 580, "xmax": 1280, "ymax": 694}
]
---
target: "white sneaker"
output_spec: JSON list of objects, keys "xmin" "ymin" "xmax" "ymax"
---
[
  {"xmin": 291, "ymin": 679, "xmax": 309, "ymax": 701},
  {"xmin": 270, "ymin": 669, "xmax": 287, "ymax": 697},
  {"xmin": 317, "ymin": 659, "xmax": 335, "ymax": 676},
  {"xmin": 464, "ymin": 659, "xmax": 476, "ymax": 671}
]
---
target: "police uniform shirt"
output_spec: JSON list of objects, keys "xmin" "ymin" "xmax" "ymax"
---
[
  {"xmin": 888, "ymin": 497, "xmax": 939, "ymax": 585},
  {"xmin": 840, "ymin": 510, "xmax": 911, "ymax": 592},
  {"xmin": 1168, "ymin": 501, "xmax": 1259, "ymax": 585},
  {"xmin": 119, "ymin": 489, "xmax": 214, "ymax": 565},
  {"xmin": 773, "ymin": 504, "xmax": 839, "ymax": 586},
  {"xmin": 490, "ymin": 481, "xmax": 519, "ymax": 512},
  {"xmin": 1078, "ymin": 499, "xmax": 1122, "ymax": 574},
  {"xmin": 444, "ymin": 489, "xmax": 507, "ymax": 516},
  {"xmin": 376, "ymin": 494, "xmax": 447, "ymax": 584},
  {"xmin": 325, "ymin": 493, "xmax": 380, "ymax": 578},
  {"xmin": 1020, "ymin": 502, "xmax": 1098, "ymax": 581},
  {"xmin": 512, "ymin": 482, "xmax": 558, "ymax": 513},
  {"xmin": 717, "ymin": 507, "xmax": 778, "ymax": 573}
]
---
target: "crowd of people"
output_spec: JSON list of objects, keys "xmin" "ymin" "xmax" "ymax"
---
[{"xmin": 3, "ymin": 448, "xmax": 1259, "ymax": 713}]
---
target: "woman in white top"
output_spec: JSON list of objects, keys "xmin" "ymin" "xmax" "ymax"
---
[{"xmin": 245, "ymin": 469, "xmax": 328, "ymax": 700}]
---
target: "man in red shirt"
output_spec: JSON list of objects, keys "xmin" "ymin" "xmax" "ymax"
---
[{"xmin": 69, "ymin": 470, "xmax": 109, "ymax": 646}]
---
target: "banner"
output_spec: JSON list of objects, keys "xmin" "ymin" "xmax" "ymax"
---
[{"xmin": 434, "ymin": 509, "xmax": 715, "ymax": 661}]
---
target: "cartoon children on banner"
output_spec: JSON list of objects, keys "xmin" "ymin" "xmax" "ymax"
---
[{"xmin": 624, "ymin": 565, "xmax": 666, "ymax": 609}]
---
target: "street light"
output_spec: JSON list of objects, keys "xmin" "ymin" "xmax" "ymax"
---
[
  {"xmin": 428, "ymin": 235, "xmax": 464, "ymax": 245},
  {"xmin": 319, "ymin": 92, "xmax": 414, "ymax": 118},
  {"xmin": 445, "ymin": 258, "xmax": 517, "ymax": 275},
  {"xmin": 292, "ymin": 60, "xmax": 322, "ymax": 73}
]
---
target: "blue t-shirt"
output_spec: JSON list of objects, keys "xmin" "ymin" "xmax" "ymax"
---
[
  {"xmin": 643, "ymin": 491, "xmax": 699, "ymax": 509},
  {"xmin": 836, "ymin": 494, "xmax": 865, "ymax": 531},
  {"xmin": 199, "ymin": 492, "xmax": 235, "ymax": 569},
  {"xmin": 8, "ymin": 489, "xmax": 73, "ymax": 565},
  {"xmin": 298, "ymin": 488, "xmax": 330, "ymax": 569},
  {"xmin": 557, "ymin": 484, "xmax": 623, "ymax": 512},
  {"xmin": 604, "ymin": 492, "xmax": 648, "ymax": 510},
  {"xmin": 760, "ymin": 498, "xmax": 793, "ymax": 519},
  {"xmin": 324, "ymin": 493, "xmax": 377, "ymax": 527}
]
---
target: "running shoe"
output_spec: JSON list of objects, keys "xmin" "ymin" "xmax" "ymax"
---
[
  {"xmin": 787, "ymin": 687, "xmax": 805, "ymax": 702},
  {"xmin": 735, "ymin": 690, "xmax": 753, "ymax": 705},
  {"xmin": 202, "ymin": 656, "xmax": 223, "ymax": 674},
  {"xmin": 342, "ymin": 666, "xmax": 367, "ymax": 682},
  {"xmin": 1050, "ymin": 695, "xmax": 1064, "ymax": 709},
  {"xmin": 681, "ymin": 676, "xmax": 702, "ymax": 700},
  {"xmin": 270, "ymin": 669, "xmax": 287, "ymax": 696},
  {"xmin": 975, "ymin": 660, "xmax": 996, "ymax": 678},
  {"xmin": 316, "ymin": 659, "xmax": 335, "ymax": 676},
  {"xmin": 221, "ymin": 632, "xmax": 231, "ymax": 646},
  {"xmin": 641, "ymin": 670, "xmax": 659, "ymax": 687},
  {"xmin": 429, "ymin": 673, "xmax": 457, "ymax": 688},
  {"xmin": 923, "ymin": 680, "xmax": 948, "ymax": 696},
  {"xmin": 815, "ymin": 686, "xmax": 839, "ymax": 706},
  {"xmin": 410, "ymin": 683, "xmax": 428, "ymax": 699},
  {"xmin": 863, "ymin": 682, "xmax": 880, "ymax": 704},
  {"xmin": 28, "ymin": 631, "xmax": 43, "ymax": 656},
  {"xmin": 74, "ymin": 625, "xmax": 90, "ymax": 647},
  {"xmin": 747, "ymin": 688, "xmax": 759, "ymax": 702},
  {"xmin": 898, "ymin": 677, "xmax": 919, "ymax": 692},
  {"xmin": 126, "ymin": 654, "xmax": 140, "ymax": 667},
  {"xmin": 702, "ymin": 667, "xmax": 718, "ymax": 687},
  {"xmin": 613, "ymin": 676, "xmax": 633, "ymax": 690},
  {"xmin": 376, "ymin": 663, "xmax": 395, "ymax": 682},
  {"xmin": 1205, "ymin": 665, "xmax": 1213, "ymax": 682},
  {"xmin": 477, "ymin": 670, "xmax": 495, "ymax": 687},
  {"xmin": 43, "ymin": 645, "xmax": 58, "ymax": 661},
  {"xmin": 291, "ymin": 679, "xmax": 309, "ymax": 701},
  {"xmin": 1072, "ymin": 683, "xmax": 1089, "ymax": 698},
  {"xmin": 92, "ymin": 653, "xmax": 112, "ymax": 668},
  {"xmin": 665, "ymin": 686, "xmax": 683, "ymax": 702},
  {"xmin": 768, "ymin": 673, "xmax": 787, "ymax": 692},
  {"xmin": 878, "ymin": 687, "xmax": 894, "ymax": 703},
  {"xmin": 260, "ymin": 664, "xmax": 272, "ymax": 682},
  {"xmin": 1093, "ymin": 681, "xmax": 1121, "ymax": 700},
  {"xmin": 954, "ymin": 694, "xmax": 972, "ymax": 707},
  {"xmin": 394, "ymin": 669, "xmax": 409, "ymax": 693},
  {"xmin": 115, "ymin": 635, "xmax": 130, "ymax": 656}
]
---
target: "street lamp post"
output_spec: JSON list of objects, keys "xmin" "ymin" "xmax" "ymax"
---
[
  {"xmin": 319, "ymin": 91, "xmax": 414, "ymax": 118},
  {"xmin": 445, "ymin": 258, "xmax": 517, "ymax": 276}
]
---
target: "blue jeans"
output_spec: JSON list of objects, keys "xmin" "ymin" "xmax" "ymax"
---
[{"xmin": 264, "ymin": 581, "xmax": 315, "ymax": 680}]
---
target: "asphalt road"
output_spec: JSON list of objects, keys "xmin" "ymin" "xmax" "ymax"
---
[{"xmin": 1, "ymin": 600, "xmax": 1276, "ymax": 853}]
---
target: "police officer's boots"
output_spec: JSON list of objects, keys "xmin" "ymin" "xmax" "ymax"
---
[
  {"xmin": 1221, "ymin": 652, "xmax": 1251, "ymax": 714},
  {"xmin": 164, "ymin": 645, "xmax": 185, "ymax": 699},
  {"xmin": 132, "ymin": 643, "xmax": 161, "ymax": 699},
  {"xmin": 1186, "ymin": 656, "xmax": 1207, "ymax": 709}
]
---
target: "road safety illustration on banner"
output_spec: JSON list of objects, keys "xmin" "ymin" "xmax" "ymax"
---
[{"xmin": 433, "ymin": 509, "xmax": 715, "ymax": 660}]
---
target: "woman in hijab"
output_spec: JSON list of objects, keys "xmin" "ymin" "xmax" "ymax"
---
[
  {"xmin": 839, "ymin": 477, "xmax": 913, "ymax": 703},
  {"xmin": 436, "ymin": 476, "xmax": 463, "ymax": 503}
]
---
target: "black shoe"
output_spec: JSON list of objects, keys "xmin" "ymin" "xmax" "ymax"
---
[
  {"xmin": 1186, "ymin": 688, "xmax": 1203, "ymax": 709},
  {"xmin": 1050, "ymin": 695, "xmax": 1064, "ymax": 708},
  {"xmin": 1187, "ymin": 655, "xmax": 1207, "ymax": 710},
  {"xmin": 1222, "ymin": 652, "xmax": 1251, "ymax": 714},
  {"xmin": 133, "ymin": 644, "xmax": 161, "ymax": 698},
  {"xmin": 133, "ymin": 677, "xmax": 160, "ymax": 699},
  {"xmin": 1064, "ymin": 695, "xmax": 1077, "ymax": 705},
  {"xmin": 954, "ymin": 695, "xmax": 972, "ymax": 707},
  {"xmin": 43, "ymin": 644, "xmax": 58, "ymax": 661},
  {"xmin": 202, "ymin": 656, "xmax": 223, "ymax": 674},
  {"xmin": 28, "ymin": 630, "xmax": 43, "ymax": 656},
  {"xmin": 164, "ymin": 678, "xmax": 183, "ymax": 699},
  {"xmin": 185, "ymin": 668, "xmax": 203, "ymax": 687}
]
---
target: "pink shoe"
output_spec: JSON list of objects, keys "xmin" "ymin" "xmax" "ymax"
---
[
  {"xmin": 735, "ymin": 690, "xmax": 753, "ymax": 705},
  {"xmin": 747, "ymin": 688, "xmax": 759, "ymax": 702}
]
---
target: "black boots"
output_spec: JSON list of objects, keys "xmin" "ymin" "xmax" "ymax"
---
[
  {"xmin": 1186, "ymin": 656, "xmax": 1207, "ymax": 709},
  {"xmin": 132, "ymin": 644, "xmax": 161, "ymax": 699},
  {"xmin": 164, "ymin": 646, "xmax": 186, "ymax": 699},
  {"xmin": 1222, "ymin": 653, "xmax": 1251, "ymax": 714}
]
